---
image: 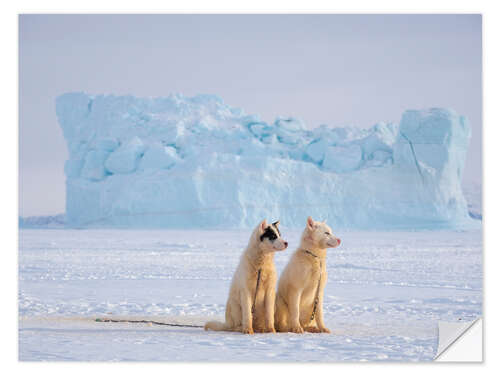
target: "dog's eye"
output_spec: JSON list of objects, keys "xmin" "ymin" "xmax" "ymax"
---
[
  {"xmin": 260, "ymin": 227, "xmax": 279, "ymax": 242},
  {"xmin": 325, "ymin": 232, "xmax": 331, "ymax": 235}
]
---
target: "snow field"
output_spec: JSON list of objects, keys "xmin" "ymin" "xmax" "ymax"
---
[{"xmin": 19, "ymin": 229, "xmax": 481, "ymax": 361}]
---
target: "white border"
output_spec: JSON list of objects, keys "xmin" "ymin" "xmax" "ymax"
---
[{"xmin": 5, "ymin": 0, "xmax": 498, "ymax": 373}]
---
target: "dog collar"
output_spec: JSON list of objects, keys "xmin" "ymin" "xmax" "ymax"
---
[{"xmin": 303, "ymin": 249, "xmax": 319, "ymax": 258}]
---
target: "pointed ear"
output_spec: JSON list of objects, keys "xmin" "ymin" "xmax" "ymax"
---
[
  {"xmin": 272, "ymin": 220, "xmax": 280, "ymax": 227},
  {"xmin": 306, "ymin": 216, "xmax": 315, "ymax": 230},
  {"xmin": 259, "ymin": 219, "xmax": 268, "ymax": 233}
]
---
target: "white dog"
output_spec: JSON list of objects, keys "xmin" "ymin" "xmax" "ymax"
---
[
  {"xmin": 275, "ymin": 216, "xmax": 341, "ymax": 333},
  {"xmin": 205, "ymin": 219, "xmax": 288, "ymax": 334}
]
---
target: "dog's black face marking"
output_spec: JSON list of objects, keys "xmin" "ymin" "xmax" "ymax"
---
[
  {"xmin": 260, "ymin": 226, "xmax": 279, "ymax": 242},
  {"xmin": 272, "ymin": 221, "xmax": 281, "ymax": 236}
]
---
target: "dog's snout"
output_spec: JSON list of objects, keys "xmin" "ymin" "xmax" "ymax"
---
[{"xmin": 284, "ymin": 241, "xmax": 288, "ymax": 248}]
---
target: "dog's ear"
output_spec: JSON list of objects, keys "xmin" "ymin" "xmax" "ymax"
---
[
  {"xmin": 272, "ymin": 220, "xmax": 280, "ymax": 227},
  {"xmin": 306, "ymin": 216, "xmax": 315, "ymax": 230},
  {"xmin": 259, "ymin": 219, "xmax": 268, "ymax": 234}
]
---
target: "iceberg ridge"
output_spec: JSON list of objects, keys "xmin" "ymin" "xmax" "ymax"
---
[{"xmin": 56, "ymin": 92, "xmax": 474, "ymax": 229}]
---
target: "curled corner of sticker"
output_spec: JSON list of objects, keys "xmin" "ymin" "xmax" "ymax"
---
[{"xmin": 435, "ymin": 317, "xmax": 483, "ymax": 362}]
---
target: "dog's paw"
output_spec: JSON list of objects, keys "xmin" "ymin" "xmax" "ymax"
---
[
  {"xmin": 242, "ymin": 327, "xmax": 254, "ymax": 335},
  {"xmin": 290, "ymin": 326, "xmax": 304, "ymax": 334},
  {"xmin": 319, "ymin": 327, "xmax": 331, "ymax": 334},
  {"xmin": 263, "ymin": 327, "xmax": 276, "ymax": 334},
  {"xmin": 304, "ymin": 326, "xmax": 321, "ymax": 333}
]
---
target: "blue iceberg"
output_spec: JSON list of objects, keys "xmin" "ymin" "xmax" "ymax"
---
[{"xmin": 56, "ymin": 92, "xmax": 475, "ymax": 229}]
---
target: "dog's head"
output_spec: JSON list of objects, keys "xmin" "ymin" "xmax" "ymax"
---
[
  {"xmin": 257, "ymin": 219, "xmax": 288, "ymax": 252},
  {"xmin": 303, "ymin": 216, "xmax": 341, "ymax": 249}
]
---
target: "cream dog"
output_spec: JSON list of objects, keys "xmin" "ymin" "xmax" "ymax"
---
[
  {"xmin": 275, "ymin": 216, "xmax": 341, "ymax": 333},
  {"xmin": 205, "ymin": 220, "xmax": 288, "ymax": 334}
]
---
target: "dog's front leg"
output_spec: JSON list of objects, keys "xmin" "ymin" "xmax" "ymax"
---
[
  {"xmin": 240, "ymin": 289, "xmax": 254, "ymax": 334},
  {"xmin": 315, "ymin": 289, "xmax": 330, "ymax": 334},
  {"xmin": 263, "ymin": 286, "xmax": 276, "ymax": 333},
  {"xmin": 288, "ymin": 289, "xmax": 304, "ymax": 334}
]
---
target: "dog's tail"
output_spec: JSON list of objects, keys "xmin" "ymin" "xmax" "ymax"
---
[{"xmin": 204, "ymin": 320, "xmax": 231, "ymax": 331}]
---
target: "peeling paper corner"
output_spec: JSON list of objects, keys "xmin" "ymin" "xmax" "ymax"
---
[{"xmin": 435, "ymin": 317, "xmax": 483, "ymax": 361}]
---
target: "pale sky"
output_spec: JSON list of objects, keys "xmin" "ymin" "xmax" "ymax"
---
[{"xmin": 19, "ymin": 14, "xmax": 482, "ymax": 216}]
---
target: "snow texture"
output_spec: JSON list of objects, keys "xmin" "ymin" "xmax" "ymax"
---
[
  {"xmin": 56, "ymin": 93, "xmax": 475, "ymax": 229},
  {"xmin": 18, "ymin": 228, "xmax": 482, "ymax": 362}
]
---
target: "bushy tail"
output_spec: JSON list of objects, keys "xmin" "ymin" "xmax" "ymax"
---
[{"xmin": 204, "ymin": 320, "xmax": 231, "ymax": 331}]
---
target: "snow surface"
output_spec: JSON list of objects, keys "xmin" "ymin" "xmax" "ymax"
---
[
  {"xmin": 56, "ymin": 93, "xmax": 475, "ymax": 229},
  {"xmin": 19, "ymin": 228, "xmax": 482, "ymax": 362}
]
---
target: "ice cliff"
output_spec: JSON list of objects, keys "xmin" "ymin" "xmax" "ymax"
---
[{"xmin": 56, "ymin": 92, "xmax": 475, "ymax": 229}]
